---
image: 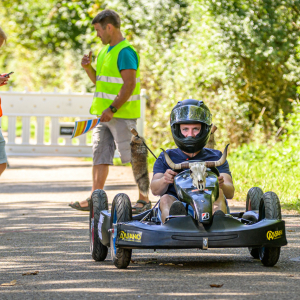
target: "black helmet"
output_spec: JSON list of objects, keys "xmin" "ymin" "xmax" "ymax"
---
[{"xmin": 170, "ymin": 99, "xmax": 212, "ymax": 153}]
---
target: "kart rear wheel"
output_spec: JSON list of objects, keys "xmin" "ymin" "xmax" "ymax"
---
[
  {"xmin": 246, "ymin": 187, "xmax": 263, "ymax": 211},
  {"xmin": 259, "ymin": 192, "xmax": 282, "ymax": 267},
  {"xmin": 110, "ymin": 193, "xmax": 132, "ymax": 269},
  {"xmin": 246, "ymin": 187, "xmax": 264, "ymax": 259},
  {"xmin": 89, "ymin": 189, "xmax": 108, "ymax": 261}
]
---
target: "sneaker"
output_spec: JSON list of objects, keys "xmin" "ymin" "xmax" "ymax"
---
[
  {"xmin": 169, "ymin": 201, "xmax": 186, "ymax": 216},
  {"xmin": 213, "ymin": 210, "xmax": 226, "ymax": 217},
  {"xmin": 242, "ymin": 211, "xmax": 259, "ymax": 223}
]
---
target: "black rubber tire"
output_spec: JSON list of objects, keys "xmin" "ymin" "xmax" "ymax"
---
[
  {"xmin": 246, "ymin": 187, "xmax": 264, "ymax": 211},
  {"xmin": 89, "ymin": 189, "xmax": 108, "ymax": 261},
  {"xmin": 259, "ymin": 192, "xmax": 282, "ymax": 267},
  {"xmin": 110, "ymin": 193, "xmax": 132, "ymax": 269},
  {"xmin": 248, "ymin": 247, "xmax": 260, "ymax": 259},
  {"xmin": 246, "ymin": 187, "xmax": 264, "ymax": 259}
]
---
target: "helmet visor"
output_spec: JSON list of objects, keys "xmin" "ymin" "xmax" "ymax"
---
[{"xmin": 170, "ymin": 105, "xmax": 212, "ymax": 126}]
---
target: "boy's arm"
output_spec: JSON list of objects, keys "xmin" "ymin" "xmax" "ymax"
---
[
  {"xmin": 218, "ymin": 173, "xmax": 235, "ymax": 199},
  {"xmin": 151, "ymin": 170, "xmax": 178, "ymax": 196}
]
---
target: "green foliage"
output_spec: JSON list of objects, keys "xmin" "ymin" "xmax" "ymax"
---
[
  {"xmin": 134, "ymin": 0, "xmax": 300, "ymax": 150},
  {"xmin": 229, "ymin": 100, "xmax": 300, "ymax": 211},
  {"xmin": 113, "ymin": 0, "xmax": 189, "ymax": 46},
  {"xmin": 0, "ymin": 0, "xmax": 105, "ymax": 92},
  {"xmin": 229, "ymin": 153, "xmax": 300, "ymax": 211},
  {"xmin": 205, "ymin": 0, "xmax": 300, "ymax": 126},
  {"xmin": 0, "ymin": 0, "xmax": 105, "ymax": 52}
]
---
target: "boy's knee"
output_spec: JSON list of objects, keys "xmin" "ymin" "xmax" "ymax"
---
[
  {"xmin": 160, "ymin": 194, "xmax": 175, "ymax": 208},
  {"xmin": 160, "ymin": 195, "xmax": 169, "ymax": 207}
]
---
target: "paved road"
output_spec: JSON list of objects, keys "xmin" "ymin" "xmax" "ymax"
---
[{"xmin": 0, "ymin": 157, "xmax": 299, "ymax": 299}]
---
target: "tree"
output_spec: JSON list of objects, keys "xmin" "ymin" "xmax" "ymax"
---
[{"xmin": 205, "ymin": 0, "xmax": 300, "ymax": 128}]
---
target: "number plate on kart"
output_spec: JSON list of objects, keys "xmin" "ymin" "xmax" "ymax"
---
[{"xmin": 119, "ymin": 230, "xmax": 142, "ymax": 243}]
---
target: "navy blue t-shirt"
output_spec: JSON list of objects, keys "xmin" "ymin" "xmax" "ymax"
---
[
  {"xmin": 107, "ymin": 45, "xmax": 138, "ymax": 71},
  {"xmin": 153, "ymin": 147, "xmax": 232, "ymax": 198}
]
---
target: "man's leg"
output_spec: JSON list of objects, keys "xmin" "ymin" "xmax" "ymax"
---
[
  {"xmin": 160, "ymin": 194, "xmax": 177, "ymax": 223},
  {"xmin": 93, "ymin": 164, "xmax": 109, "ymax": 191},
  {"xmin": 74, "ymin": 164, "xmax": 110, "ymax": 208},
  {"xmin": 108, "ymin": 119, "xmax": 150, "ymax": 211},
  {"xmin": 213, "ymin": 189, "xmax": 227, "ymax": 214},
  {"xmin": 69, "ymin": 122, "xmax": 114, "ymax": 210},
  {"xmin": 0, "ymin": 162, "xmax": 6, "ymax": 176},
  {"xmin": 137, "ymin": 192, "xmax": 149, "ymax": 202}
]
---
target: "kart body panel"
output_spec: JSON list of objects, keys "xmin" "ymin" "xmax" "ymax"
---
[
  {"xmin": 174, "ymin": 169, "xmax": 219, "ymax": 224},
  {"xmin": 99, "ymin": 210, "xmax": 287, "ymax": 250}
]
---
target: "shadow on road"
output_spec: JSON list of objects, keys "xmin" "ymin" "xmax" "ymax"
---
[{"xmin": 0, "ymin": 182, "xmax": 138, "ymax": 194}]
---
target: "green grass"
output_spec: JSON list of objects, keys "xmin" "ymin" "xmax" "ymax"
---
[
  {"xmin": 228, "ymin": 143, "xmax": 300, "ymax": 212},
  {"xmin": 229, "ymin": 159, "xmax": 300, "ymax": 211}
]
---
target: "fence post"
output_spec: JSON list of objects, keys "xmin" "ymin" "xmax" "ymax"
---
[
  {"xmin": 7, "ymin": 116, "xmax": 16, "ymax": 145},
  {"xmin": 50, "ymin": 117, "xmax": 59, "ymax": 145},
  {"xmin": 36, "ymin": 117, "xmax": 45, "ymax": 145},
  {"xmin": 21, "ymin": 116, "xmax": 30, "ymax": 145}
]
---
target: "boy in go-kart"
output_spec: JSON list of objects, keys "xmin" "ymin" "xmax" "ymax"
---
[{"xmin": 151, "ymin": 99, "xmax": 235, "ymax": 222}]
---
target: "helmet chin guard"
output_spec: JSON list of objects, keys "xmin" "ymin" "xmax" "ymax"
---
[{"xmin": 170, "ymin": 99, "xmax": 212, "ymax": 153}]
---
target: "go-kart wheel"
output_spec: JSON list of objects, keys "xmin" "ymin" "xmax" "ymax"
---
[
  {"xmin": 246, "ymin": 187, "xmax": 264, "ymax": 259},
  {"xmin": 89, "ymin": 189, "xmax": 108, "ymax": 261},
  {"xmin": 110, "ymin": 193, "xmax": 132, "ymax": 269},
  {"xmin": 259, "ymin": 192, "xmax": 282, "ymax": 267},
  {"xmin": 246, "ymin": 187, "xmax": 263, "ymax": 211}
]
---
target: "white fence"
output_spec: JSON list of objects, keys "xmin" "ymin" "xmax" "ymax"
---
[{"xmin": 0, "ymin": 88, "xmax": 146, "ymax": 157}]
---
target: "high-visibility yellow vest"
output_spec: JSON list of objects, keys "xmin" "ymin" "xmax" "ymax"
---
[{"xmin": 90, "ymin": 39, "xmax": 140, "ymax": 118}]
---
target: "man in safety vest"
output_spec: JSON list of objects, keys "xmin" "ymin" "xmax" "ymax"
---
[{"xmin": 69, "ymin": 9, "xmax": 150, "ymax": 213}]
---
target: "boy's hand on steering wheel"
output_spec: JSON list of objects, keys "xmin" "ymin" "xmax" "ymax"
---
[
  {"xmin": 218, "ymin": 175, "xmax": 224, "ymax": 187},
  {"xmin": 163, "ymin": 169, "xmax": 178, "ymax": 184}
]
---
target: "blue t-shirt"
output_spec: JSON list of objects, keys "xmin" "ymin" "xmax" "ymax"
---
[
  {"xmin": 153, "ymin": 147, "xmax": 232, "ymax": 198},
  {"xmin": 107, "ymin": 45, "xmax": 138, "ymax": 71}
]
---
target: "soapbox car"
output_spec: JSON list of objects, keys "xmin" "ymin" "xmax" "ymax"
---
[{"xmin": 89, "ymin": 145, "xmax": 287, "ymax": 269}]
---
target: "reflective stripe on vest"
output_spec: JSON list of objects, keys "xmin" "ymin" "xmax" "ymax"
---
[
  {"xmin": 90, "ymin": 40, "xmax": 141, "ymax": 119},
  {"xmin": 96, "ymin": 75, "xmax": 140, "ymax": 84},
  {"xmin": 93, "ymin": 92, "xmax": 140, "ymax": 101}
]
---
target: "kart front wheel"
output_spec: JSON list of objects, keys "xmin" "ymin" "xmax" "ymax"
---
[
  {"xmin": 259, "ymin": 192, "xmax": 282, "ymax": 267},
  {"xmin": 246, "ymin": 187, "xmax": 264, "ymax": 259},
  {"xmin": 110, "ymin": 193, "xmax": 132, "ymax": 269},
  {"xmin": 90, "ymin": 189, "xmax": 108, "ymax": 261}
]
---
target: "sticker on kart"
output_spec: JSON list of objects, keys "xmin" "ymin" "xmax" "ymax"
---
[
  {"xmin": 202, "ymin": 212, "xmax": 210, "ymax": 220},
  {"xmin": 119, "ymin": 230, "xmax": 142, "ymax": 243},
  {"xmin": 266, "ymin": 230, "xmax": 283, "ymax": 240}
]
